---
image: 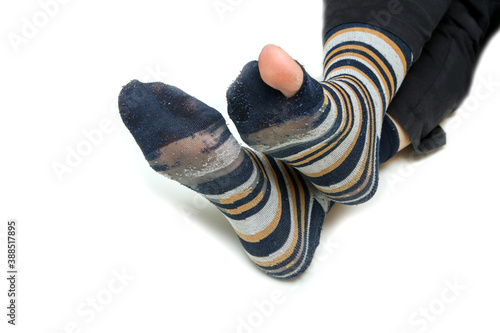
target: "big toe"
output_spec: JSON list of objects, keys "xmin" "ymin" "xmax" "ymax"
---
[{"xmin": 258, "ymin": 44, "xmax": 304, "ymax": 98}]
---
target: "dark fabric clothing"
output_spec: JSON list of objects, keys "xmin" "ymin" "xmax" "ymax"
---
[
  {"xmin": 379, "ymin": 116, "xmax": 400, "ymax": 163},
  {"xmin": 323, "ymin": 0, "xmax": 500, "ymax": 153},
  {"xmin": 323, "ymin": 0, "xmax": 453, "ymax": 62}
]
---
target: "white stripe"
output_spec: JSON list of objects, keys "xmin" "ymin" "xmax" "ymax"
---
[
  {"xmin": 250, "ymin": 98, "xmax": 338, "ymax": 154},
  {"xmin": 271, "ymin": 193, "xmax": 316, "ymax": 278},
  {"xmin": 294, "ymin": 81, "xmax": 363, "ymax": 175},
  {"xmin": 323, "ymin": 30, "xmax": 406, "ymax": 88},
  {"xmin": 224, "ymin": 153, "xmax": 284, "ymax": 236},
  {"xmin": 326, "ymin": 56, "xmax": 389, "ymax": 109},
  {"xmin": 202, "ymin": 161, "xmax": 259, "ymax": 201},
  {"xmin": 246, "ymin": 162, "xmax": 297, "ymax": 263}
]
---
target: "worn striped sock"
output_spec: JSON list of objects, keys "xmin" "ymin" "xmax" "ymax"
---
[
  {"xmin": 118, "ymin": 80, "xmax": 332, "ymax": 279},
  {"xmin": 227, "ymin": 23, "xmax": 412, "ymax": 204}
]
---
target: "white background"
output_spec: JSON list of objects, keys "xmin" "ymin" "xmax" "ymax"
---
[{"xmin": 1, "ymin": 1, "xmax": 500, "ymax": 332}]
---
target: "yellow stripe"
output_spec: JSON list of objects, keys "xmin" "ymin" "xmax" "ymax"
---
[
  {"xmin": 233, "ymin": 153, "xmax": 282, "ymax": 243},
  {"xmin": 324, "ymin": 45, "xmax": 394, "ymax": 100},
  {"xmin": 317, "ymin": 75, "xmax": 377, "ymax": 196},
  {"xmin": 302, "ymin": 77, "xmax": 366, "ymax": 178},
  {"xmin": 224, "ymin": 191, "xmax": 264, "ymax": 215},
  {"xmin": 341, "ymin": 73, "xmax": 385, "ymax": 128},
  {"xmin": 287, "ymin": 82, "xmax": 354, "ymax": 167},
  {"xmin": 286, "ymin": 81, "xmax": 352, "ymax": 163},
  {"xmin": 249, "ymin": 160, "xmax": 302, "ymax": 267},
  {"xmin": 324, "ymin": 27, "xmax": 407, "ymax": 75},
  {"xmin": 219, "ymin": 187, "xmax": 253, "ymax": 205},
  {"xmin": 282, "ymin": 165, "xmax": 307, "ymax": 271},
  {"xmin": 244, "ymin": 148, "xmax": 268, "ymax": 181},
  {"xmin": 336, "ymin": 72, "xmax": 383, "ymax": 124},
  {"xmin": 221, "ymin": 149, "xmax": 267, "ymax": 214},
  {"xmin": 279, "ymin": 92, "xmax": 331, "ymax": 163}
]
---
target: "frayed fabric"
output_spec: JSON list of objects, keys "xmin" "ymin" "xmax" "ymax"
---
[
  {"xmin": 119, "ymin": 80, "xmax": 333, "ymax": 279},
  {"xmin": 228, "ymin": 23, "xmax": 412, "ymax": 205}
]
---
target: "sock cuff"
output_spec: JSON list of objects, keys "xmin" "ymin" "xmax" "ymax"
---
[{"xmin": 379, "ymin": 115, "xmax": 400, "ymax": 164}]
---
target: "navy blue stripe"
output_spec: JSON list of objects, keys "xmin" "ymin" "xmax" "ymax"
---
[
  {"xmin": 326, "ymin": 75, "xmax": 379, "ymax": 200},
  {"xmin": 324, "ymin": 121, "xmax": 378, "ymax": 202},
  {"xmin": 324, "ymin": 40, "xmax": 398, "ymax": 100},
  {"xmin": 220, "ymin": 175, "xmax": 271, "ymax": 221},
  {"xmin": 310, "ymin": 97, "xmax": 331, "ymax": 128},
  {"xmin": 260, "ymin": 165, "xmax": 310, "ymax": 275},
  {"xmin": 217, "ymin": 149, "xmax": 272, "ymax": 220},
  {"xmin": 269, "ymin": 88, "xmax": 345, "ymax": 160},
  {"xmin": 288, "ymin": 79, "xmax": 363, "ymax": 170},
  {"xmin": 210, "ymin": 173, "xmax": 266, "ymax": 210},
  {"xmin": 284, "ymin": 81, "xmax": 354, "ymax": 165},
  {"xmin": 273, "ymin": 199, "xmax": 326, "ymax": 278},
  {"xmin": 323, "ymin": 22, "xmax": 412, "ymax": 72},
  {"xmin": 325, "ymin": 44, "xmax": 395, "ymax": 100},
  {"xmin": 324, "ymin": 57, "xmax": 387, "ymax": 112},
  {"xmin": 194, "ymin": 152, "xmax": 253, "ymax": 195},
  {"xmin": 307, "ymin": 79, "xmax": 370, "ymax": 184},
  {"xmin": 237, "ymin": 157, "xmax": 292, "ymax": 257}
]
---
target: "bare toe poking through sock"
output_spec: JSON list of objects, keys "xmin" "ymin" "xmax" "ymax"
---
[
  {"xmin": 227, "ymin": 50, "xmax": 325, "ymax": 153},
  {"xmin": 228, "ymin": 24, "xmax": 413, "ymax": 205},
  {"xmin": 258, "ymin": 45, "xmax": 304, "ymax": 98}
]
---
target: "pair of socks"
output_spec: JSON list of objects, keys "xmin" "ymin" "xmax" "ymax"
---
[{"xmin": 119, "ymin": 23, "xmax": 412, "ymax": 279}]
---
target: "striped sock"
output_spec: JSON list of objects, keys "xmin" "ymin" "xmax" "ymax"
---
[
  {"xmin": 119, "ymin": 80, "xmax": 332, "ymax": 279},
  {"xmin": 227, "ymin": 23, "xmax": 412, "ymax": 204}
]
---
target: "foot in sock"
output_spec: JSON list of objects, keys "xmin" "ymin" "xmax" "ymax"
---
[
  {"xmin": 227, "ymin": 23, "xmax": 412, "ymax": 205},
  {"xmin": 118, "ymin": 80, "xmax": 333, "ymax": 279}
]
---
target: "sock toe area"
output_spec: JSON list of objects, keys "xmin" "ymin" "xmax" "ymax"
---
[
  {"xmin": 227, "ymin": 61, "xmax": 326, "ymax": 149},
  {"xmin": 226, "ymin": 61, "xmax": 283, "ymax": 125},
  {"xmin": 119, "ymin": 80, "xmax": 225, "ymax": 158}
]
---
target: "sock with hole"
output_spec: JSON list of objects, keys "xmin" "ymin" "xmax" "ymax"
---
[
  {"xmin": 118, "ymin": 80, "xmax": 332, "ymax": 279},
  {"xmin": 227, "ymin": 23, "xmax": 412, "ymax": 204}
]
